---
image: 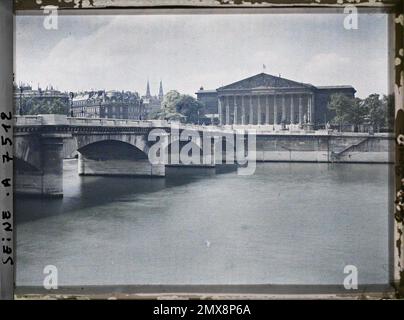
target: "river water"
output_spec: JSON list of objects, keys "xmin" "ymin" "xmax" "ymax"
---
[{"xmin": 15, "ymin": 160, "xmax": 391, "ymax": 286}]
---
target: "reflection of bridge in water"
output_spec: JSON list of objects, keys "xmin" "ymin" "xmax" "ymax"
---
[{"xmin": 14, "ymin": 115, "xmax": 393, "ymax": 197}]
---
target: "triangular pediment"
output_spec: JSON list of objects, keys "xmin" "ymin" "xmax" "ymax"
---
[{"xmin": 217, "ymin": 73, "xmax": 312, "ymax": 91}]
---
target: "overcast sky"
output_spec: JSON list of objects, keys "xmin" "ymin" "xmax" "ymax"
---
[{"xmin": 15, "ymin": 13, "xmax": 387, "ymax": 98}]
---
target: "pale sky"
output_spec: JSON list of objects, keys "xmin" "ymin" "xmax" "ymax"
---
[{"xmin": 15, "ymin": 13, "xmax": 388, "ymax": 99}]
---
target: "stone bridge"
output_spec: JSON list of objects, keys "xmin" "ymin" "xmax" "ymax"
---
[
  {"xmin": 14, "ymin": 114, "xmax": 394, "ymax": 197},
  {"xmin": 14, "ymin": 115, "xmax": 245, "ymax": 197}
]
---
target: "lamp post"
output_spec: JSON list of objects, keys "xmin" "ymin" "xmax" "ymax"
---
[
  {"xmin": 19, "ymin": 86, "xmax": 23, "ymax": 115},
  {"xmin": 139, "ymin": 98, "xmax": 143, "ymax": 120},
  {"xmin": 69, "ymin": 92, "xmax": 74, "ymax": 117},
  {"xmin": 98, "ymin": 100, "xmax": 101, "ymax": 119}
]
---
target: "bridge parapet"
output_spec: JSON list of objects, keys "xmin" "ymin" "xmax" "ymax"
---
[
  {"xmin": 14, "ymin": 115, "xmax": 237, "ymax": 135},
  {"xmin": 15, "ymin": 115, "xmax": 51, "ymax": 126},
  {"xmin": 14, "ymin": 115, "xmax": 393, "ymax": 138},
  {"xmin": 15, "ymin": 115, "xmax": 171, "ymax": 128}
]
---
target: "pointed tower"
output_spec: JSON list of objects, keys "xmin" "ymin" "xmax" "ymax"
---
[
  {"xmin": 146, "ymin": 80, "xmax": 151, "ymax": 98},
  {"xmin": 158, "ymin": 80, "xmax": 164, "ymax": 100}
]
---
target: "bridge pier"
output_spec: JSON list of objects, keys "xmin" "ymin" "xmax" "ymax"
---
[
  {"xmin": 15, "ymin": 135, "xmax": 66, "ymax": 197},
  {"xmin": 77, "ymin": 153, "xmax": 165, "ymax": 177}
]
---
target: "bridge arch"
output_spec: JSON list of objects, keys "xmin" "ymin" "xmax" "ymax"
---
[
  {"xmin": 77, "ymin": 140, "xmax": 148, "ymax": 161},
  {"xmin": 75, "ymin": 136, "xmax": 164, "ymax": 177},
  {"xmin": 75, "ymin": 134, "xmax": 150, "ymax": 156}
]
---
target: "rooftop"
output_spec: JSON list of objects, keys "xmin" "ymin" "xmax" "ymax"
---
[
  {"xmin": 316, "ymin": 85, "xmax": 356, "ymax": 90},
  {"xmin": 196, "ymin": 89, "xmax": 217, "ymax": 94},
  {"xmin": 217, "ymin": 73, "xmax": 315, "ymax": 91}
]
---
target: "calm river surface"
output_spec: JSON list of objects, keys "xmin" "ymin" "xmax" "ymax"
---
[{"xmin": 16, "ymin": 160, "xmax": 391, "ymax": 286}]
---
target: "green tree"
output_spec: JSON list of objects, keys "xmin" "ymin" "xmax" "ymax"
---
[
  {"xmin": 175, "ymin": 95, "xmax": 205, "ymax": 124},
  {"xmin": 362, "ymin": 94, "xmax": 385, "ymax": 132},
  {"xmin": 161, "ymin": 90, "xmax": 181, "ymax": 114},
  {"xmin": 155, "ymin": 90, "xmax": 184, "ymax": 121},
  {"xmin": 346, "ymin": 98, "xmax": 367, "ymax": 132},
  {"xmin": 382, "ymin": 94, "xmax": 394, "ymax": 132},
  {"xmin": 327, "ymin": 93, "xmax": 355, "ymax": 131},
  {"xmin": 156, "ymin": 90, "xmax": 205, "ymax": 124},
  {"xmin": 20, "ymin": 97, "xmax": 69, "ymax": 115}
]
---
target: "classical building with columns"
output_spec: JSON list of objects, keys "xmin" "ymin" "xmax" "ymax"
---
[{"xmin": 196, "ymin": 73, "xmax": 356, "ymax": 128}]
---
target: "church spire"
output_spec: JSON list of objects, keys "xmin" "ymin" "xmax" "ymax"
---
[
  {"xmin": 158, "ymin": 80, "xmax": 164, "ymax": 100},
  {"xmin": 146, "ymin": 80, "xmax": 151, "ymax": 98}
]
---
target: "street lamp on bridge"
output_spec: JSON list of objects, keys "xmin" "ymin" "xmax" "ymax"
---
[{"xmin": 69, "ymin": 92, "xmax": 74, "ymax": 117}]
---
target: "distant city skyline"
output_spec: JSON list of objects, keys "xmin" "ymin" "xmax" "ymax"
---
[{"xmin": 16, "ymin": 13, "xmax": 388, "ymax": 98}]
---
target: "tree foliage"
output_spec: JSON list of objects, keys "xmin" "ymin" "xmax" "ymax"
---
[
  {"xmin": 362, "ymin": 94, "xmax": 384, "ymax": 132},
  {"xmin": 382, "ymin": 94, "xmax": 394, "ymax": 129},
  {"xmin": 175, "ymin": 95, "xmax": 205, "ymax": 124},
  {"xmin": 154, "ymin": 90, "xmax": 184, "ymax": 121},
  {"xmin": 328, "ymin": 93, "xmax": 392, "ymax": 132},
  {"xmin": 19, "ymin": 97, "xmax": 69, "ymax": 116},
  {"xmin": 327, "ymin": 93, "xmax": 355, "ymax": 129},
  {"xmin": 347, "ymin": 98, "xmax": 367, "ymax": 132},
  {"xmin": 156, "ymin": 90, "xmax": 205, "ymax": 124}
]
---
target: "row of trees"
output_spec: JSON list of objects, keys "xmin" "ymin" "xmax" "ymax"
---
[
  {"xmin": 327, "ymin": 93, "xmax": 393, "ymax": 132},
  {"xmin": 18, "ymin": 97, "xmax": 69, "ymax": 115}
]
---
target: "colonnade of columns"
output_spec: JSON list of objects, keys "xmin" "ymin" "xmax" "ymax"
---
[{"xmin": 218, "ymin": 93, "xmax": 315, "ymax": 126}]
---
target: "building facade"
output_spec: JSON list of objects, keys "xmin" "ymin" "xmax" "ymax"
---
[
  {"xmin": 196, "ymin": 73, "xmax": 356, "ymax": 128},
  {"xmin": 142, "ymin": 80, "xmax": 164, "ymax": 119},
  {"xmin": 72, "ymin": 90, "xmax": 144, "ymax": 119}
]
